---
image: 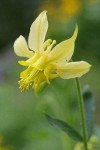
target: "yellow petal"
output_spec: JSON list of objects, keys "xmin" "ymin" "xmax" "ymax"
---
[
  {"xmin": 56, "ymin": 61, "xmax": 91, "ymax": 79},
  {"xmin": 18, "ymin": 60, "xmax": 29, "ymax": 66},
  {"xmin": 28, "ymin": 11, "xmax": 48, "ymax": 52},
  {"xmin": 44, "ymin": 65, "xmax": 53, "ymax": 83},
  {"xmin": 18, "ymin": 53, "xmax": 40, "ymax": 66},
  {"xmin": 20, "ymin": 67, "xmax": 32, "ymax": 79},
  {"xmin": 49, "ymin": 25, "xmax": 78, "ymax": 62},
  {"xmin": 31, "ymin": 55, "xmax": 48, "ymax": 71},
  {"xmin": 14, "ymin": 35, "xmax": 34, "ymax": 58}
]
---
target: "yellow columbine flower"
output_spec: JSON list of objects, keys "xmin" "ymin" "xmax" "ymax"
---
[{"xmin": 14, "ymin": 11, "xmax": 91, "ymax": 92}]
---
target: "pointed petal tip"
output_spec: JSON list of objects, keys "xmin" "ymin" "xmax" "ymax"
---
[
  {"xmin": 88, "ymin": 63, "xmax": 92, "ymax": 68},
  {"xmin": 76, "ymin": 24, "xmax": 78, "ymax": 29},
  {"xmin": 72, "ymin": 24, "xmax": 78, "ymax": 40},
  {"xmin": 75, "ymin": 24, "xmax": 78, "ymax": 33},
  {"xmin": 40, "ymin": 10, "xmax": 47, "ymax": 16},
  {"xmin": 81, "ymin": 61, "xmax": 92, "ymax": 68},
  {"xmin": 56, "ymin": 61, "xmax": 91, "ymax": 79},
  {"xmin": 28, "ymin": 10, "xmax": 48, "ymax": 51},
  {"xmin": 42, "ymin": 10, "xmax": 47, "ymax": 13}
]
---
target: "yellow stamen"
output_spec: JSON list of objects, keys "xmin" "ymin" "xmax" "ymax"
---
[
  {"xmin": 26, "ymin": 53, "xmax": 39, "ymax": 64},
  {"xmin": 42, "ymin": 39, "xmax": 52, "ymax": 51},
  {"xmin": 45, "ymin": 40, "xmax": 56, "ymax": 54},
  {"xmin": 19, "ymin": 69, "xmax": 39, "ymax": 91}
]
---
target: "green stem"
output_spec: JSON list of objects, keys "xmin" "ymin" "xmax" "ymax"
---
[{"xmin": 75, "ymin": 78, "xmax": 88, "ymax": 150}]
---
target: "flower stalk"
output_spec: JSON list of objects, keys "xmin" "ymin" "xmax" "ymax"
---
[{"xmin": 75, "ymin": 78, "xmax": 88, "ymax": 150}]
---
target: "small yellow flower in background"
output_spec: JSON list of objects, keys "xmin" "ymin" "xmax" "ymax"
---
[
  {"xmin": 74, "ymin": 135, "xmax": 100, "ymax": 150},
  {"xmin": 74, "ymin": 142, "xmax": 92, "ymax": 150},
  {"xmin": 0, "ymin": 136, "xmax": 9, "ymax": 150},
  {"xmin": 39, "ymin": 0, "xmax": 81, "ymax": 22},
  {"xmin": 60, "ymin": 0, "xmax": 81, "ymax": 19},
  {"xmin": 14, "ymin": 11, "xmax": 91, "ymax": 92}
]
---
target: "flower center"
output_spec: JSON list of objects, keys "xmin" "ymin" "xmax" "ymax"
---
[
  {"xmin": 18, "ymin": 68, "xmax": 40, "ymax": 91},
  {"xmin": 18, "ymin": 39, "xmax": 58, "ymax": 91},
  {"xmin": 19, "ymin": 54, "xmax": 52, "ymax": 91}
]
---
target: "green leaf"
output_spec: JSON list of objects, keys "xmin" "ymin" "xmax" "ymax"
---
[
  {"xmin": 45, "ymin": 113, "xmax": 83, "ymax": 142},
  {"xmin": 83, "ymin": 85, "xmax": 95, "ymax": 140}
]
